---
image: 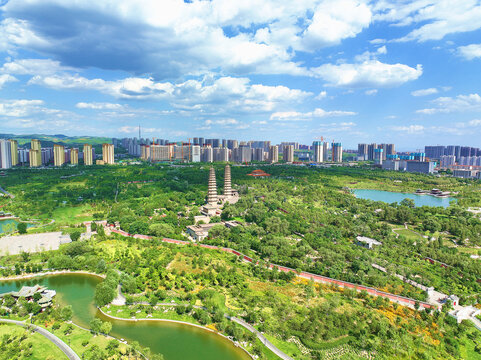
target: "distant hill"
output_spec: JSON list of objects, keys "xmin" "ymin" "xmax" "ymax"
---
[{"xmin": 0, "ymin": 134, "xmax": 111, "ymax": 147}]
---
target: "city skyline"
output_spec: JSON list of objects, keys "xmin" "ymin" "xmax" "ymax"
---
[{"xmin": 1, "ymin": 1, "xmax": 481, "ymax": 149}]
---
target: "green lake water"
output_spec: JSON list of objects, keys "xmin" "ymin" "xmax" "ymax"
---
[
  {"xmin": 0, "ymin": 274, "xmax": 250, "ymax": 360},
  {"xmin": 0, "ymin": 219, "xmax": 35, "ymax": 234},
  {"xmin": 352, "ymin": 189, "xmax": 455, "ymax": 208}
]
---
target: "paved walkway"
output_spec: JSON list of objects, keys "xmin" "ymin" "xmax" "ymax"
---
[
  {"xmin": 0, "ymin": 318, "xmax": 80, "ymax": 360},
  {"xmin": 229, "ymin": 316, "xmax": 293, "ymax": 360},
  {"xmin": 0, "ymin": 185, "xmax": 14, "ymax": 198},
  {"xmin": 0, "ymin": 231, "xmax": 70, "ymax": 255}
]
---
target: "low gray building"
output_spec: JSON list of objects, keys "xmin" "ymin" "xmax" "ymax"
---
[{"xmin": 406, "ymin": 161, "xmax": 436, "ymax": 174}]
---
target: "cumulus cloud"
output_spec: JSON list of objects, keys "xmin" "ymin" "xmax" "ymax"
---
[
  {"xmin": 311, "ymin": 60, "xmax": 422, "ymax": 88},
  {"xmin": 0, "ymin": 0, "xmax": 376, "ymax": 78},
  {"xmin": 391, "ymin": 125, "xmax": 425, "ymax": 134},
  {"xmin": 411, "ymin": 88, "xmax": 438, "ymax": 96},
  {"xmin": 119, "ymin": 126, "xmax": 162, "ymax": 134},
  {"xmin": 205, "ymin": 118, "xmax": 238, "ymax": 126},
  {"xmin": 300, "ymin": 0, "xmax": 372, "ymax": 49},
  {"xmin": 0, "ymin": 74, "xmax": 17, "ymax": 88},
  {"xmin": 76, "ymin": 102, "xmax": 125, "ymax": 110},
  {"xmin": 417, "ymin": 93, "xmax": 481, "ymax": 114},
  {"xmin": 31, "ymin": 73, "xmax": 311, "ymax": 114},
  {"xmin": 375, "ymin": 0, "xmax": 481, "ymax": 42},
  {"xmin": 0, "ymin": 58, "xmax": 75, "ymax": 76},
  {"xmin": 270, "ymin": 108, "xmax": 356, "ymax": 121},
  {"xmin": 0, "ymin": 99, "xmax": 46, "ymax": 117},
  {"xmin": 458, "ymin": 43, "xmax": 481, "ymax": 60}
]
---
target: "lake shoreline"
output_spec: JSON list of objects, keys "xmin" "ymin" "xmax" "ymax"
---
[
  {"xmin": 0, "ymin": 270, "xmax": 106, "ymax": 282},
  {"xmin": 98, "ymin": 307, "xmax": 255, "ymax": 360},
  {"xmin": 351, "ymin": 188, "xmax": 455, "ymax": 208}
]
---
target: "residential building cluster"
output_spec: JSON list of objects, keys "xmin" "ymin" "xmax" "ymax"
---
[
  {"xmin": 2, "ymin": 135, "xmax": 479, "ymax": 180},
  {"xmin": 0, "ymin": 138, "xmax": 118, "ymax": 169}
]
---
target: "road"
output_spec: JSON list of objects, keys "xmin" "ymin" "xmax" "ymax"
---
[
  {"xmin": 0, "ymin": 185, "xmax": 14, "ymax": 198},
  {"xmin": 0, "ymin": 318, "xmax": 80, "ymax": 360},
  {"xmin": 229, "ymin": 316, "xmax": 294, "ymax": 360}
]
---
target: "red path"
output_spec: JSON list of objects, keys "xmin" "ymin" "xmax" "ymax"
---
[{"xmin": 110, "ymin": 227, "xmax": 436, "ymax": 310}]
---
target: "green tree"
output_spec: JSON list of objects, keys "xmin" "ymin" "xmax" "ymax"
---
[
  {"xmin": 70, "ymin": 230, "xmax": 82, "ymax": 242},
  {"xmin": 60, "ymin": 305, "xmax": 73, "ymax": 321},
  {"xmin": 94, "ymin": 282, "xmax": 115, "ymax": 306},
  {"xmin": 100, "ymin": 321, "xmax": 112, "ymax": 335},
  {"xmin": 89, "ymin": 318, "xmax": 103, "ymax": 334},
  {"xmin": 17, "ymin": 222, "xmax": 28, "ymax": 234}
]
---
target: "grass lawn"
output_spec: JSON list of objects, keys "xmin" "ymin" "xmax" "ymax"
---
[
  {"xmin": 28, "ymin": 204, "xmax": 93, "ymax": 233},
  {"xmin": 0, "ymin": 322, "xmax": 68, "ymax": 360},
  {"xmin": 461, "ymin": 337, "xmax": 481, "ymax": 360},
  {"xmin": 264, "ymin": 334, "xmax": 307, "ymax": 359},
  {"xmin": 102, "ymin": 304, "xmax": 202, "ymax": 325},
  {"xmin": 393, "ymin": 228, "xmax": 424, "ymax": 241},
  {"xmin": 40, "ymin": 322, "xmax": 130, "ymax": 358}
]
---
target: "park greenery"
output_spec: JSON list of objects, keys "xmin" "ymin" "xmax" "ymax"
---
[{"xmin": 1, "ymin": 163, "xmax": 481, "ymax": 359}]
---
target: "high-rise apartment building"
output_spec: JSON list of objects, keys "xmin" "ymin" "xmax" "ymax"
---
[
  {"xmin": 233, "ymin": 145, "xmax": 252, "ymax": 163},
  {"xmin": 268, "ymin": 145, "xmax": 279, "ymax": 163},
  {"xmin": 332, "ymin": 143, "xmax": 342, "ymax": 162},
  {"xmin": 9, "ymin": 140, "xmax": 18, "ymax": 166},
  {"xmin": 30, "ymin": 139, "xmax": 42, "ymax": 167},
  {"xmin": 83, "ymin": 144, "xmax": 93, "ymax": 165},
  {"xmin": 201, "ymin": 146, "xmax": 213, "ymax": 162},
  {"xmin": 214, "ymin": 147, "xmax": 229, "ymax": 162},
  {"xmin": 71, "ymin": 148, "xmax": 79, "ymax": 165},
  {"xmin": 367, "ymin": 143, "xmax": 378, "ymax": 161},
  {"xmin": 253, "ymin": 148, "xmax": 264, "ymax": 162},
  {"xmin": 313, "ymin": 141, "xmax": 324, "ymax": 163},
  {"xmin": 323, "ymin": 142, "xmax": 329, "ymax": 161},
  {"xmin": 357, "ymin": 143, "xmax": 368, "ymax": 160},
  {"xmin": 227, "ymin": 139, "xmax": 238, "ymax": 150},
  {"xmin": 102, "ymin": 143, "xmax": 115, "ymax": 164},
  {"xmin": 374, "ymin": 148, "xmax": 383, "ymax": 165},
  {"xmin": 0, "ymin": 139, "xmax": 12, "ymax": 169},
  {"xmin": 54, "ymin": 144, "xmax": 65, "ymax": 166},
  {"xmin": 283, "ymin": 145, "xmax": 294, "ymax": 162},
  {"xmin": 150, "ymin": 144, "xmax": 173, "ymax": 161},
  {"xmin": 380, "ymin": 144, "xmax": 395, "ymax": 160}
]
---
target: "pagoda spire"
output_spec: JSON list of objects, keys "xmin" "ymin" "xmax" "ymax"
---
[
  {"xmin": 224, "ymin": 164, "xmax": 232, "ymax": 197},
  {"xmin": 207, "ymin": 167, "xmax": 217, "ymax": 205}
]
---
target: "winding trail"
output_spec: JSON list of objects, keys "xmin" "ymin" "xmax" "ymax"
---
[
  {"xmin": 0, "ymin": 185, "xmax": 14, "ymax": 199},
  {"xmin": 0, "ymin": 319, "xmax": 80, "ymax": 360}
]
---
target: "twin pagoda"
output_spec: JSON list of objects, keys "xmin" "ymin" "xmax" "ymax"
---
[{"xmin": 203, "ymin": 165, "xmax": 237, "ymax": 216}]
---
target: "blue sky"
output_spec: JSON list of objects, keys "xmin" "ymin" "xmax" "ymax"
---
[{"xmin": 1, "ymin": 0, "xmax": 481, "ymax": 150}]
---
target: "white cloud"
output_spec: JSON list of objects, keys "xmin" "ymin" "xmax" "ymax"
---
[
  {"xmin": 458, "ymin": 43, "xmax": 481, "ymax": 60},
  {"xmin": 0, "ymin": 58, "xmax": 75, "ymax": 76},
  {"xmin": 270, "ymin": 108, "xmax": 356, "ymax": 121},
  {"xmin": 315, "ymin": 91, "xmax": 328, "ymax": 100},
  {"xmin": 31, "ymin": 73, "xmax": 311, "ymax": 114},
  {"xmin": 312, "ymin": 60, "xmax": 422, "ymax": 88},
  {"xmin": 417, "ymin": 93, "xmax": 481, "ymax": 114},
  {"xmin": 391, "ymin": 125, "xmax": 425, "ymax": 134},
  {"xmin": 76, "ymin": 102, "xmax": 125, "ymax": 110},
  {"xmin": 205, "ymin": 118, "xmax": 238, "ymax": 126},
  {"xmin": 0, "ymin": 99, "xmax": 46, "ymax": 117},
  {"xmin": 375, "ymin": 0, "xmax": 481, "ymax": 42},
  {"xmin": 119, "ymin": 126, "xmax": 162, "ymax": 134},
  {"xmin": 365, "ymin": 89, "xmax": 378, "ymax": 95},
  {"xmin": 0, "ymin": 0, "xmax": 374, "ymax": 78},
  {"xmin": 300, "ymin": 0, "xmax": 372, "ymax": 49},
  {"xmin": 411, "ymin": 88, "xmax": 438, "ymax": 97},
  {"xmin": 0, "ymin": 74, "xmax": 17, "ymax": 88}
]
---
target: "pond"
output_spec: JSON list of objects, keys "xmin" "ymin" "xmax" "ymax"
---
[
  {"xmin": 352, "ymin": 189, "xmax": 455, "ymax": 208},
  {"xmin": 0, "ymin": 218, "xmax": 35, "ymax": 234},
  {"xmin": 0, "ymin": 274, "xmax": 250, "ymax": 360}
]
